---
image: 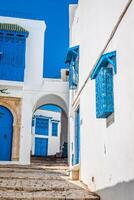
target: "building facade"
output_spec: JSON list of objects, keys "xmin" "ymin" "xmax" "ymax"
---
[
  {"xmin": 0, "ymin": 16, "xmax": 69, "ymax": 165},
  {"xmin": 68, "ymin": 0, "xmax": 134, "ymax": 199}
]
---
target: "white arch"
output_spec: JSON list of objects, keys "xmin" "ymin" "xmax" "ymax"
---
[
  {"xmin": 20, "ymin": 80, "xmax": 69, "ymax": 164},
  {"xmin": 33, "ymin": 94, "xmax": 68, "ymax": 115}
]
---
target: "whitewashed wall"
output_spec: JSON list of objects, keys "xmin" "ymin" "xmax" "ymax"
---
[
  {"xmin": 69, "ymin": 0, "xmax": 134, "ymax": 199},
  {"xmin": 31, "ymin": 109, "xmax": 61, "ymax": 156},
  {"xmin": 0, "ymin": 16, "xmax": 69, "ymax": 165}
]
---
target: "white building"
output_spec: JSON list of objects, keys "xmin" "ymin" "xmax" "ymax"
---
[
  {"xmin": 0, "ymin": 16, "xmax": 69, "ymax": 165},
  {"xmin": 68, "ymin": 0, "xmax": 134, "ymax": 199},
  {"xmin": 31, "ymin": 109, "xmax": 61, "ymax": 157}
]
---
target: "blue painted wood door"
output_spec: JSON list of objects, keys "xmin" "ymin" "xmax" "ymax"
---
[
  {"xmin": 75, "ymin": 107, "xmax": 80, "ymax": 165},
  {"xmin": 0, "ymin": 106, "xmax": 13, "ymax": 161},
  {"xmin": 34, "ymin": 138, "xmax": 48, "ymax": 157}
]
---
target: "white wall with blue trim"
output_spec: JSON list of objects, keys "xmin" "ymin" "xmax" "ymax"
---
[
  {"xmin": 0, "ymin": 16, "xmax": 69, "ymax": 165},
  {"xmin": 69, "ymin": 0, "xmax": 134, "ymax": 199}
]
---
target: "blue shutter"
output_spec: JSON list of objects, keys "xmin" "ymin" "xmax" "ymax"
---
[{"xmin": 0, "ymin": 31, "xmax": 28, "ymax": 82}]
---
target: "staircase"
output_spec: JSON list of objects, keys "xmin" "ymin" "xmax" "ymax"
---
[{"xmin": 0, "ymin": 158, "xmax": 100, "ymax": 199}]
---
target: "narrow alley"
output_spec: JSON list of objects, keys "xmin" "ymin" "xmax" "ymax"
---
[{"xmin": 0, "ymin": 158, "xmax": 100, "ymax": 200}]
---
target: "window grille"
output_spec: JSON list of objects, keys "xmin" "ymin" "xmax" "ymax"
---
[
  {"xmin": 65, "ymin": 46, "xmax": 79, "ymax": 89},
  {"xmin": 91, "ymin": 51, "xmax": 116, "ymax": 119},
  {"xmin": 96, "ymin": 67, "xmax": 114, "ymax": 118}
]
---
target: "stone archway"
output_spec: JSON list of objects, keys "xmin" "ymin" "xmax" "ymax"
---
[{"xmin": 0, "ymin": 96, "xmax": 22, "ymax": 161}]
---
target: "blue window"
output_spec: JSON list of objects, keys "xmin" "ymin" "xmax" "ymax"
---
[
  {"xmin": 52, "ymin": 122, "xmax": 58, "ymax": 136},
  {"xmin": 91, "ymin": 51, "xmax": 116, "ymax": 118},
  {"xmin": 0, "ymin": 23, "xmax": 29, "ymax": 82},
  {"xmin": 35, "ymin": 117, "xmax": 49, "ymax": 135},
  {"xmin": 65, "ymin": 46, "xmax": 79, "ymax": 89}
]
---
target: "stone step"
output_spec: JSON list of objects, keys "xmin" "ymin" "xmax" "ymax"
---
[
  {"xmin": 0, "ymin": 189, "xmax": 100, "ymax": 200},
  {"xmin": 0, "ymin": 159, "xmax": 100, "ymax": 200}
]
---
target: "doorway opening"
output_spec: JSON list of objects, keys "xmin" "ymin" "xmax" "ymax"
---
[{"xmin": 31, "ymin": 104, "xmax": 68, "ymax": 164}]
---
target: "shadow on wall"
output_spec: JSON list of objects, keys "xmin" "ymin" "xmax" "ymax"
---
[{"xmin": 97, "ymin": 180, "xmax": 134, "ymax": 200}]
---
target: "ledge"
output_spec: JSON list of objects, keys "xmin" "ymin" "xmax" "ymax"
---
[{"xmin": 0, "ymin": 80, "xmax": 24, "ymax": 88}]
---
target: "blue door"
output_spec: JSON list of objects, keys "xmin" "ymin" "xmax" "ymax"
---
[
  {"xmin": 34, "ymin": 138, "xmax": 48, "ymax": 157},
  {"xmin": 75, "ymin": 107, "xmax": 80, "ymax": 164},
  {"xmin": 0, "ymin": 106, "xmax": 13, "ymax": 161}
]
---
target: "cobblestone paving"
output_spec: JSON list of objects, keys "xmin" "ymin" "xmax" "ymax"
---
[{"xmin": 0, "ymin": 158, "xmax": 100, "ymax": 200}]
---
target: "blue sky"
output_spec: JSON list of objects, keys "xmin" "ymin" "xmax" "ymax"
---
[
  {"xmin": 0, "ymin": 0, "xmax": 78, "ymax": 78},
  {"xmin": 39, "ymin": 105, "xmax": 61, "ymax": 113}
]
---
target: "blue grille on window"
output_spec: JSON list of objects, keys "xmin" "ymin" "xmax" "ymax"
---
[
  {"xmin": 96, "ymin": 67, "xmax": 114, "ymax": 118},
  {"xmin": 91, "ymin": 51, "xmax": 116, "ymax": 119},
  {"xmin": 65, "ymin": 46, "xmax": 79, "ymax": 89},
  {"xmin": 69, "ymin": 55, "xmax": 79, "ymax": 89}
]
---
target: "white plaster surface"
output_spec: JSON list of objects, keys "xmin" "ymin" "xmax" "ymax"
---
[{"xmin": 69, "ymin": 0, "xmax": 134, "ymax": 197}]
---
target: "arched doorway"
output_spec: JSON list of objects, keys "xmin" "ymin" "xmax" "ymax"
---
[
  {"xmin": 0, "ymin": 105, "xmax": 13, "ymax": 161},
  {"xmin": 31, "ymin": 94, "xmax": 68, "ymax": 163}
]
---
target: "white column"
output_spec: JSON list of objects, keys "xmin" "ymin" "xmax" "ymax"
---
[{"xmin": 19, "ymin": 93, "xmax": 33, "ymax": 165}]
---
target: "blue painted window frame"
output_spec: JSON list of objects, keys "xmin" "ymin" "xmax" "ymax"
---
[
  {"xmin": 96, "ymin": 67, "xmax": 114, "ymax": 118},
  {"xmin": 52, "ymin": 121, "xmax": 58, "ymax": 136},
  {"xmin": 90, "ymin": 51, "xmax": 116, "ymax": 119}
]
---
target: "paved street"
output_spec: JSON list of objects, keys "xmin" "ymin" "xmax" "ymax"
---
[{"xmin": 0, "ymin": 158, "xmax": 100, "ymax": 200}]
